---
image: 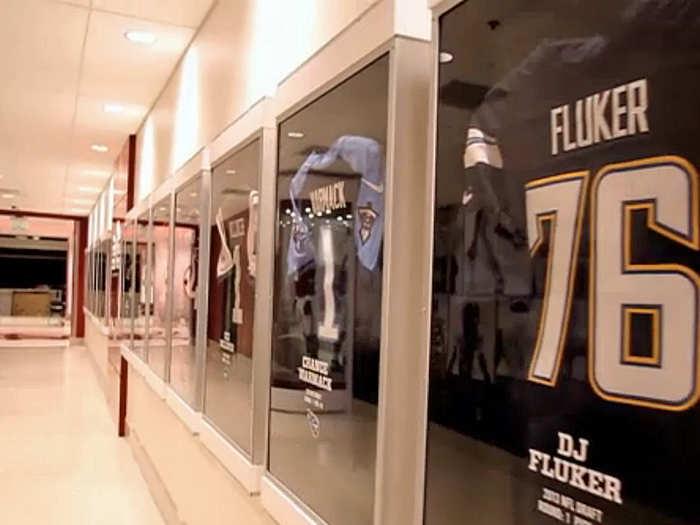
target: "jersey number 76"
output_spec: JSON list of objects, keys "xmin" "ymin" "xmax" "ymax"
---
[{"xmin": 525, "ymin": 155, "xmax": 700, "ymax": 411}]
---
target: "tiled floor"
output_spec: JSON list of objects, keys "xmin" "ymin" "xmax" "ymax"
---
[{"xmin": 0, "ymin": 345, "xmax": 164, "ymax": 525}]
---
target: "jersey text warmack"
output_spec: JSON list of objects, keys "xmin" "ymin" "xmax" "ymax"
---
[
  {"xmin": 310, "ymin": 181, "xmax": 346, "ymax": 215},
  {"xmin": 550, "ymin": 78, "xmax": 649, "ymax": 156}
]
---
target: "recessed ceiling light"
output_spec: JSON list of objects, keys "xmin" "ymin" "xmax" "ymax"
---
[
  {"xmin": 439, "ymin": 51, "xmax": 454, "ymax": 64},
  {"xmin": 124, "ymin": 31, "xmax": 156, "ymax": 45},
  {"xmin": 225, "ymin": 169, "xmax": 237, "ymax": 175},
  {"xmin": 78, "ymin": 186, "xmax": 100, "ymax": 193},
  {"xmin": 104, "ymin": 103, "xmax": 125, "ymax": 113},
  {"xmin": 287, "ymin": 131, "xmax": 304, "ymax": 139},
  {"xmin": 2, "ymin": 193, "xmax": 15, "ymax": 199},
  {"xmin": 189, "ymin": 192, "xmax": 198, "ymax": 198},
  {"xmin": 91, "ymin": 144, "xmax": 108, "ymax": 153}
]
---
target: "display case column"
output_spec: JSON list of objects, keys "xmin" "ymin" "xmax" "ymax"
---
[
  {"xmin": 374, "ymin": 36, "xmax": 433, "ymax": 525},
  {"xmin": 195, "ymin": 167, "xmax": 212, "ymax": 410},
  {"xmin": 251, "ymin": 125, "xmax": 276, "ymax": 466}
]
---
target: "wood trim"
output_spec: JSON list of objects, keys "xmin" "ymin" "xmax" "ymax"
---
[
  {"xmin": 0, "ymin": 209, "xmax": 85, "ymax": 221},
  {"xmin": 127, "ymin": 134, "xmax": 136, "ymax": 212},
  {"xmin": 119, "ymin": 356, "xmax": 128, "ymax": 437},
  {"xmin": 73, "ymin": 217, "xmax": 88, "ymax": 337}
]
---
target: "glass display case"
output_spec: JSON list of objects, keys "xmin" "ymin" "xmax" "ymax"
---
[
  {"xmin": 119, "ymin": 220, "xmax": 135, "ymax": 347},
  {"xmin": 426, "ymin": 2, "xmax": 700, "ymax": 525},
  {"xmin": 147, "ymin": 198, "xmax": 172, "ymax": 379},
  {"xmin": 169, "ymin": 177, "xmax": 203, "ymax": 406},
  {"xmin": 204, "ymin": 138, "xmax": 261, "ymax": 455},
  {"xmin": 97, "ymin": 238, "xmax": 109, "ymax": 321},
  {"xmin": 133, "ymin": 211, "xmax": 150, "ymax": 360},
  {"xmin": 269, "ymin": 55, "xmax": 389, "ymax": 525},
  {"xmin": 86, "ymin": 248, "xmax": 94, "ymax": 314}
]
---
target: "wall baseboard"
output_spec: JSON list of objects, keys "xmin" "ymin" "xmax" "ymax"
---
[{"xmin": 128, "ymin": 428, "xmax": 184, "ymax": 525}]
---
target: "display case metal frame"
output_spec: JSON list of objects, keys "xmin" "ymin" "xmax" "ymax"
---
[
  {"xmin": 260, "ymin": 34, "xmax": 433, "ymax": 525},
  {"xmin": 197, "ymin": 96, "xmax": 276, "ymax": 494},
  {"xmin": 419, "ymin": 2, "xmax": 473, "ymax": 524},
  {"xmin": 163, "ymin": 153, "xmax": 209, "ymax": 432}
]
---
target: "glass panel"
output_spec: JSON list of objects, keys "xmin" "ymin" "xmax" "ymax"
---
[
  {"xmin": 148, "ymin": 197, "xmax": 172, "ymax": 379},
  {"xmin": 426, "ymin": 3, "xmax": 700, "ymax": 525},
  {"xmin": 204, "ymin": 139, "xmax": 260, "ymax": 454},
  {"xmin": 269, "ymin": 55, "xmax": 389, "ymax": 525},
  {"xmin": 119, "ymin": 220, "xmax": 135, "ymax": 346},
  {"xmin": 133, "ymin": 211, "xmax": 150, "ymax": 360},
  {"xmin": 99, "ymin": 238, "xmax": 109, "ymax": 322},
  {"xmin": 85, "ymin": 250, "xmax": 91, "ymax": 314},
  {"xmin": 170, "ymin": 178, "xmax": 202, "ymax": 407}
]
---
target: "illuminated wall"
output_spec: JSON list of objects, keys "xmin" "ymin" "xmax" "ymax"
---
[{"xmin": 134, "ymin": 0, "xmax": 429, "ymax": 201}]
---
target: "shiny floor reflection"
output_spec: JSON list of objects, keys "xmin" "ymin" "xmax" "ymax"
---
[{"xmin": 0, "ymin": 345, "xmax": 164, "ymax": 525}]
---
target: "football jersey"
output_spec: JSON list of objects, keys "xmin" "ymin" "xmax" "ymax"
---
[
  {"xmin": 456, "ymin": 1, "xmax": 700, "ymax": 522},
  {"xmin": 287, "ymin": 135, "xmax": 385, "ymax": 275}
]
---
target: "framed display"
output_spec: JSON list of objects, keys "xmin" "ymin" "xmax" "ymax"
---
[
  {"xmin": 119, "ymin": 220, "xmax": 135, "ymax": 347},
  {"xmin": 269, "ymin": 54, "xmax": 389, "ymax": 525},
  {"xmin": 147, "ymin": 197, "xmax": 172, "ymax": 380},
  {"xmin": 204, "ymin": 137, "xmax": 261, "ymax": 455},
  {"xmin": 169, "ymin": 177, "xmax": 203, "ymax": 407},
  {"xmin": 133, "ymin": 211, "xmax": 150, "ymax": 360},
  {"xmin": 425, "ymin": 2, "xmax": 700, "ymax": 525}
]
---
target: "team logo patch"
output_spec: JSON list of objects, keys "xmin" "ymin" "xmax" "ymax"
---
[
  {"xmin": 357, "ymin": 202, "xmax": 378, "ymax": 245},
  {"xmin": 306, "ymin": 409, "xmax": 320, "ymax": 439},
  {"xmin": 292, "ymin": 221, "xmax": 311, "ymax": 253}
]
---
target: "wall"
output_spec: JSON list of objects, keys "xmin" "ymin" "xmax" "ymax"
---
[
  {"xmin": 126, "ymin": 361, "xmax": 274, "ymax": 525},
  {"xmin": 85, "ymin": 313, "xmax": 110, "ymax": 386},
  {"xmin": 126, "ymin": 1, "xmax": 432, "ymax": 524},
  {"xmin": 135, "ymin": 0, "xmax": 429, "ymax": 202}
]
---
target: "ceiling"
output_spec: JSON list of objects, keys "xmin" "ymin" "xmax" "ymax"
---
[{"xmin": 0, "ymin": 0, "xmax": 214, "ymax": 216}]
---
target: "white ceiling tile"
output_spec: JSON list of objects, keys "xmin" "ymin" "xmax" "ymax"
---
[
  {"xmin": 0, "ymin": 0, "xmax": 87, "ymax": 94},
  {"xmin": 80, "ymin": 10, "xmax": 194, "ymax": 104},
  {"xmin": 92, "ymin": 0, "xmax": 213, "ymax": 28},
  {"xmin": 0, "ymin": 0, "xmax": 208, "ymax": 215}
]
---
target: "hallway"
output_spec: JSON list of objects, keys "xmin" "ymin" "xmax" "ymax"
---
[{"xmin": 0, "ymin": 345, "xmax": 163, "ymax": 525}]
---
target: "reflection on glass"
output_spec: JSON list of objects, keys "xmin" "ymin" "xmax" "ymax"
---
[
  {"xmin": 170, "ymin": 178, "xmax": 202, "ymax": 407},
  {"xmin": 86, "ymin": 250, "xmax": 93, "ymax": 314},
  {"xmin": 148, "ymin": 199, "xmax": 172, "ymax": 379},
  {"xmin": 96, "ymin": 240, "xmax": 108, "ymax": 320},
  {"xmin": 102, "ymin": 239, "xmax": 110, "ymax": 321},
  {"xmin": 426, "ymin": 2, "xmax": 700, "ymax": 525},
  {"xmin": 133, "ymin": 213, "xmax": 150, "ymax": 360},
  {"xmin": 119, "ymin": 221, "xmax": 135, "ymax": 346},
  {"xmin": 204, "ymin": 139, "xmax": 260, "ymax": 455},
  {"xmin": 269, "ymin": 55, "xmax": 388, "ymax": 525}
]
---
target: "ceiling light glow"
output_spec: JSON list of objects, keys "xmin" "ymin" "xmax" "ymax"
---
[
  {"xmin": 2, "ymin": 193, "xmax": 15, "ymax": 199},
  {"xmin": 91, "ymin": 144, "xmax": 108, "ymax": 153},
  {"xmin": 104, "ymin": 103, "xmax": 125, "ymax": 113},
  {"xmin": 124, "ymin": 31, "xmax": 156, "ymax": 45},
  {"xmin": 439, "ymin": 51, "xmax": 454, "ymax": 64},
  {"xmin": 287, "ymin": 131, "xmax": 304, "ymax": 139}
]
